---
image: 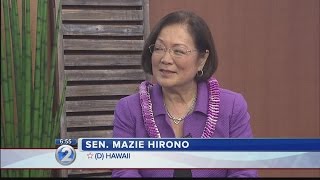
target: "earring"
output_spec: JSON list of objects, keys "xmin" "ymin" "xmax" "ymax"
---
[{"xmin": 197, "ymin": 70, "xmax": 204, "ymax": 77}]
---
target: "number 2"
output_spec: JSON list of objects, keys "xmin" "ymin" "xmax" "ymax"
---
[{"xmin": 61, "ymin": 147, "xmax": 73, "ymax": 162}]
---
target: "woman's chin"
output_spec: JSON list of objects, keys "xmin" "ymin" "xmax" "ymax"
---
[{"xmin": 155, "ymin": 77, "xmax": 176, "ymax": 88}]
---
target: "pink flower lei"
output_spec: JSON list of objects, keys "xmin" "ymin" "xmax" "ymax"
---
[{"xmin": 139, "ymin": 78, "xmax": 220, "ymax": 138}]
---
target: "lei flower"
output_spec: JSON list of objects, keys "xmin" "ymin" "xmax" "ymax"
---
[{"xmin": 139, "ymin": 78, "xmax": 220, "ymax": 138}]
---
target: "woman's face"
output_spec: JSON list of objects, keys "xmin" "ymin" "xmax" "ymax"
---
[{"xmin": 151, "ymin": 24, "xmax": 207, "ymax": 89}]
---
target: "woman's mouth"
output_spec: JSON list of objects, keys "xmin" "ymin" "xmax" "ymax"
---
[{"xmin": 159, "ymin": 69, "xmax": 175, "ymax": 76}]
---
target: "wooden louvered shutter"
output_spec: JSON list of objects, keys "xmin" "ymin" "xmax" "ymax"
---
[{"xmin": 57, "ymin": 0, "xmax": 150, "ymax": 177}]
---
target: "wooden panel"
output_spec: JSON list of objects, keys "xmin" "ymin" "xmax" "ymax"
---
[
  {"xmin": 67, "ymin": 115, "xmax": 114, "ymax": 127},
  {"xmin": 63, "ymin": 39, "xmax": 144, "ymax": 51},
  {"xmin": 63, "ymin": 24, "xmax": 144, "ymax": 36},
  {"xmin": 67, "ymin": 84, "xmax": 139, "ymax": 97},
  {"xmin": 67, "ymin": 130, "xmax": 113, "ymax": 138},
  {"xmin": 143, "ymin": 0, "xmax": 150, "ymax": 39},
  {"xmin": 64, "ymin": 54, "xmax": 141, "ymax": 66},
  {"xmin": 65, "ymin": 69, "xmax": 145, "ymax": 81},
  {"xmin": 62, "ymin": 10, "xmax": 143, "ymax": 21},
  {"xmin": 57, "ymin": 0, "xmax": 150, "ymax": 177},
  {"xmin": 66, "ymin": 100, "xmax": 118, "ymax": 112},
  {"xmin": 62, "ymin": 0, "xmax": 143, "ymax": 6},
  {"xmin": 149, "ymin": 0, "xmax": 319, "ymax": 178},
  {"xmin": 258, "ymin": 169, "xmax": 320, "ymax": 178}
]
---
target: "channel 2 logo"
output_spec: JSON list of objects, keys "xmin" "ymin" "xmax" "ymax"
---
[{"xmin": 55, "ymin": 145, "xmax": 76, "ymax": 165}]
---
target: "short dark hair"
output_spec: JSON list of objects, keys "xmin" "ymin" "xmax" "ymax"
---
[{"xmin": 141, "ymin": 10, "xmax": 218, "ymax": 81}]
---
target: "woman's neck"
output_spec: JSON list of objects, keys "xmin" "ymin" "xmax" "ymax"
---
[
  {"xmin": 162, "ymin": 81, "xmax": 197, "ymax": 104},
  {"xmin": 162, "ymin": 81, "xmax": 197, "ymax": 114}
]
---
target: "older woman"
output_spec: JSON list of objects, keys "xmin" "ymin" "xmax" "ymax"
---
[{"xmin": 112, "ymin": 10, "xmax": 257, "ymax": 178}]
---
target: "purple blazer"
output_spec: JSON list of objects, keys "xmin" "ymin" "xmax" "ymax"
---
[{"xmin": 112, "ymin": 80, "xmax": 258, "ymax": 177}]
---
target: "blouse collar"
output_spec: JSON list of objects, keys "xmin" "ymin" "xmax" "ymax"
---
[{"xmin": 149, "ymin": 81, "xmax": 208, "ymax": 117}]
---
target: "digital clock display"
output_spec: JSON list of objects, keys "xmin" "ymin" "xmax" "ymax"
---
[{"xmin": 55, "ymin": 139, "xmax": 77, "ymax": 145}]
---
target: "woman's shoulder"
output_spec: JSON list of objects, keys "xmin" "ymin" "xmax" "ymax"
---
[
  {"xmin": 219, "ymin": 88, "xmax": 243, "ymax": 98},
  {"xmin": 117, "ymin": 92, "xmax": 140, "ymax": 107},
  {"xmin": 116, "ymin": 92, "xmax": 140, "ymax": 112},
  {"xmin": 219, "ymin": 88, "xmax": 248, "ymax": 107}
]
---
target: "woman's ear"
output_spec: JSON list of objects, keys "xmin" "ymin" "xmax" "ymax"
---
[{"xmin": 198, "ymin": 50, "xmax": 209, "ymax": 70}]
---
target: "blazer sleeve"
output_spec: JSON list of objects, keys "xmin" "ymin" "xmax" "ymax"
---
[
  {"xmin": 111, "ymin": 97, "xmax": 142, "ymax": 178},
  {"xmin": 227, "ymin": 93, "xmax": 258, "ymax": 177}
]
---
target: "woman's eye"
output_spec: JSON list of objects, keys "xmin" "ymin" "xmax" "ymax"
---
[
  {"xmin": 154, "ymin": 46, "xmax": 164, "ymax": 51},
  {"xmin": 173, "ymin": 49, "xmax": 186, "ymax": 55}
]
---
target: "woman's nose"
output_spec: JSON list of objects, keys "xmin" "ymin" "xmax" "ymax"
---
[{"xmin": 160, "ymin": 49, "xmax": 174, "ymax": 64}]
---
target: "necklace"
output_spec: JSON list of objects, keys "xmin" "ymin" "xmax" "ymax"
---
[
  {"xmin": 164, "ymin": 95, "xmax": 197, "ymax": 125},
  {"xmin": 139, "ymin": 78, "xmax": 220, "ymax": 138}
]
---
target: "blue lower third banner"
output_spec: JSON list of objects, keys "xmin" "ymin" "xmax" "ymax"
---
[
  {"xmin": 79, "ymin": 138, "xmax": 320, "ymax": 151},
  {"xmin": 1, "ymin": 138, "xmax": 320, "ymax": 169}
]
